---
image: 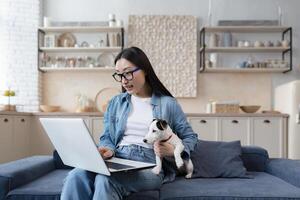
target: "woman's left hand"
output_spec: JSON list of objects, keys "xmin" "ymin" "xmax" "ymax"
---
[{"xmin": 154, "ymin": 141, "xmax": 174, "ymax": 157}]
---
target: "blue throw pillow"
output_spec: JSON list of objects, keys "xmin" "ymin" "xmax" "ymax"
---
[{"xmin": 190, "ymin": 140, "xmax": 247, "ymax": 178}]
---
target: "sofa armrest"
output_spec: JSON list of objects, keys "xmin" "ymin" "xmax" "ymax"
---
[
  {"xmin": 0, "ymin": 155, "xmax": 55, "ymax": 200},
  {"xmin": 266, "ymin": 158, "xmax": 300, "ymax": 188}
]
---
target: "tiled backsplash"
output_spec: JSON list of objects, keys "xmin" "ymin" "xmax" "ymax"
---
[{"xmin": 43, "ymin": 72, "xmax": 271, "ymax": 113}]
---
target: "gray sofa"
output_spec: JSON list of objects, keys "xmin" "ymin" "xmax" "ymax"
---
[{"xmin": 1, "ymin": 146, "xmax": 300, "ymax": 200}]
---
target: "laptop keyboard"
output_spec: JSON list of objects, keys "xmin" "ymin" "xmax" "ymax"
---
[{"xmin": 105, "ymin": 161, "xmax": 134, "ymax": 170}]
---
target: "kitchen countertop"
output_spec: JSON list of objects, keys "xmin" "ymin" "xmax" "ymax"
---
[{"xmin": 0, "ymin": 111, "xmax": 289, "ymax": 117}]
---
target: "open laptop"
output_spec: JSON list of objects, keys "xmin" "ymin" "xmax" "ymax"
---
[{"xmin": 39, "ymin": 118, "xmax": 155, "ymax": 176}]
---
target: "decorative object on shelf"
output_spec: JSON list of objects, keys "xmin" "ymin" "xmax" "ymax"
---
[
  {"xmin": 40, "ymin": 105, "xmax": 60, "ymax": 112},
  {"xmin": 75, "ymin": 94, "xmax": 94, "ymax": 112},
  {"xmin": 211, "ymin": 101, "xmax": 240, "ymax": 113},
  {"xmin": 57, "ymin": 32, "xmax": 76, "ymax": 47},
  {"xmin": 97, "ymin": 53, "xmax": 115, "ymax": 67},
  {"xmin": 240, "ymin": 105, "xmax": 261, "ymax": 113},
  {"xmin": 43, "ymin": 16, "xmax": 51, "ymax": 27},
  {"xmin": 222, "ymin": 32, "xmax": 232, "ymax": 47},
  {"xmin": 128, "ymin": 15, "xmax": 197, "ymax": 97},
  {"xmin": 95, "ymin": 87, "xmax": 120, "ymax": 113},
  {"xmin": 44, "ymin": 34, "xmax": 57, "ymax": 47},
  {"xmin": 108, "ymin": 13, "xmax": 116, "ymax": 27},
  {"xmin": 1, "ymin": 89, "xmax": 16, "ymax": 111},
  {"xmin": 208, "ymin": 33, "xmax": 219, "ymax": 47}
]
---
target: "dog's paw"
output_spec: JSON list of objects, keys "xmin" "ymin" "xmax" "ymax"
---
[
  {"xmin": 175, "ymin": 160, "xmax": 184, "ymax": 169},
  {"xmin": 152, "ymin": 167, "xmax": 161, "ymax": 175},
  {"xmin": 185, "ymin": 173, "xmax": 192, "ymax": 179}
]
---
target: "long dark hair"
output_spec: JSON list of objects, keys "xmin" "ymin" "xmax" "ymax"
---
[{"xmin": 114, "ymin": 46, "xmax": 173, "ymax": 97}]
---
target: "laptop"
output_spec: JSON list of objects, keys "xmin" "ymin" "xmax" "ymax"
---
[{"xmin": 39, "ymin": 118, "xmax": 155, "ymax": 176}]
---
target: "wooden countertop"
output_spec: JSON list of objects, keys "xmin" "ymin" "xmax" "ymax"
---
[{"xmin": 0, "ymin": 111, "xmax": 289, "ymax": 117}]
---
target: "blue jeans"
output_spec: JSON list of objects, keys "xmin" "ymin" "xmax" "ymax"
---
[{"xmin": 60, "ymin": 145, "xmax": 164, "ymax": 200}]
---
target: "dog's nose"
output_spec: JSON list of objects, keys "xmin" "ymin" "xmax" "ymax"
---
[{"xmin": 143, "ymin": 139, "xmax": 147, "ymax": 143}]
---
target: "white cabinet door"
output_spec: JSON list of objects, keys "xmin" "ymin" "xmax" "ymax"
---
[
  {"xmin": 189, "ymin": 117, "xmax": 218, "ymax": 141},
  {"xmin": 0, "ymin": 116, "xmax": 13, "ymax": 163},
  {"xmin": 252, "ymin": 117, "xmax": 285, "ymax": 158},
  {"xmin": 13, "ymin": 116, "xmax": 31, "ymax": 159},
  {"xmin": 91, "ymin": 117, "xmax": 104, "ymax": 145},
  {"xmin": 220, "ymin": 118, "xmax": 250, "ymax": 145}
]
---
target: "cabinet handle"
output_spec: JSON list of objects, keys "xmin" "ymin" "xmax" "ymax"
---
[
  {"xmin": 264, "ymin": 120, "xmax": 271, "ymax": 124},
  {"xmin": 4, "ymin": 118, "xmax": 9, "ymax": 122},
  {"xmin": 21, "ymin": 118, "xmax": 25, "ymax": 122},
  {"xmin": 232, "ymin": 120, "xmax": 239, "ymax": 124},
  {"xmin": 200, "ymin": 120, "xmax": 207, "ymax": 124}
]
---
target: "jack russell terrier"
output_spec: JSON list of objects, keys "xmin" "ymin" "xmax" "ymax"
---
[{"xmin": 143, "ymin": 119, "xmax": 193, "ymax": 178}]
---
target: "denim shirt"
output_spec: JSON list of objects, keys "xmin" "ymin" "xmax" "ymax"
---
[{"xmin": 99, "ymin": 92, "xmax": 198, "ymax": 182}]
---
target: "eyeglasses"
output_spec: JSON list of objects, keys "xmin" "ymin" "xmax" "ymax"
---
[{"xmin": 112, "ymin": 67, "xmax": 140, "ymax": 82}]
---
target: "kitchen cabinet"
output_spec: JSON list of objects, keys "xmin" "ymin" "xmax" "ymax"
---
[
  {"xmin": 188, "ymin": 117, "xmax": 218, "ymax": 141},
  {"xmin": 38, "ymin": 26, "xmax": 124, "ymax": 72},
  {"xmin": 189, "ymin": 115, "xmax": 287, "ymax": 158},
  {"xmin": 199, "ymin": 26, "xmax": 292, "ymax": 73},
  {"xmin": 220, "ymin": 118, "xmax": 250, "ymax": 145},
  {"xmin": 0, "ymin": 116, "xmax": 13, "ymax": 163},
  {"xmin": 252, "ymin": 117, "xmax": 286, "ymax": 158},
  {"xmin": 0, "ymin": 115, "xmax": 31, "ymax": 163}
]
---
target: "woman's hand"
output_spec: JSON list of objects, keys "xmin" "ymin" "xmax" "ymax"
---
[
  {"xmin": 98, "ymin": 147, "xmax": 114, "ymax": 159},
  {"xmin": 154, "ymin": 141, "xmax": 175, "ymax": 157}
]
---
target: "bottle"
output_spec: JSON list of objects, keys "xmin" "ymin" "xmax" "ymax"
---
[{"xmin": 108, "ymin": 13, "xmax": 116, "ymax": 27}]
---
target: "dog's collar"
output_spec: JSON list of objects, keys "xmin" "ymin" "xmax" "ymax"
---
[{"xmin": 160, "ymin": 135, "xmax": 172, "ymax": 143}]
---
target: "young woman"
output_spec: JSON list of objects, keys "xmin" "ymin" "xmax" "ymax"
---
[{"xmin": 60, "ymin": 47, "xmax": 198, "ymax": 200}]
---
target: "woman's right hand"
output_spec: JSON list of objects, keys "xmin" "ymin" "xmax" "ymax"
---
[{"xmin": 98, "ymin": 147, "xmax": 114, "ymax": 159}]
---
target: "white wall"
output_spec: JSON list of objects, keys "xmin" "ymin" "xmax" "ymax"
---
[
  {"xmin": 42, "ymin": 0, "xmax": 300, "ymax": 112},
  {"xmin": 0, "ymin": 0, "xmax": 41, "ymax": 112}
]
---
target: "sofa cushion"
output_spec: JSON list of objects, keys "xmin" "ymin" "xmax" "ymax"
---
[
  {"xmin": 6, "ymin": 169, "xmax": 69, "ymax": 200},
  {"xmin": 241, "ymin": 146, "xmax": 269, "ymax": 172},
  {"xmin": 0, "ymin": 156, "xmax": 55, "ymax": 200},
  {"xmin": 160, "ymin": 172, "xmax": 300, "ymax": 200},
  {"xmin": 191, "ymin": 140, "xmax": 247, "ymax": 178},
  {"xmin": 53, "ymin": 151, "xmax": 73, "ymax": 170}
]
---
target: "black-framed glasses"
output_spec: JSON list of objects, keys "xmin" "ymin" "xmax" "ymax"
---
[{"xmin": 112, "ymin": 67, "xmax": 140, "ymax": 82}]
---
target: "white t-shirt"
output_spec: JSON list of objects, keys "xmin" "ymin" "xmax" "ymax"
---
[{"xmin": 119, "ymin": 95, "xmax": 153, "ymax": 148}]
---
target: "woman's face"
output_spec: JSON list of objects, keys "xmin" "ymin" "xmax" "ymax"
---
[{"xmin": 115, "ymin": 58, "xmax": 150, "ymax": 97}]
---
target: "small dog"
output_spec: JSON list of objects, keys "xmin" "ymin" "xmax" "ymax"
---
[{"xmin": 143, "ymin": 119, "xmax": 193, "ymax": 178}]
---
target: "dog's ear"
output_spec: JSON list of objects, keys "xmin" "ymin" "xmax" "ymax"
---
[{"xmin": 156, "ymin": 119, "xmax": 168, "ymax": 131}]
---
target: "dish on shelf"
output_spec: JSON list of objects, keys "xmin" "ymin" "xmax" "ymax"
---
[
  {"xmin": 40, "ymin": 105, "xmax": 60, "ymax": 112},
  {"xmin": 57, "ymin": 32, "xmax": 76, "ymax": 47},
  {"xmin": 240, "ymin": 105, "xmax": 261, "ymax": 113},
  {"xmin": 95, "ymin": 87, "xmax": 120, "ymax": 113},
  {"xmin": 96, "ymin": 53, "xmax": 115, "ymax": 67}
]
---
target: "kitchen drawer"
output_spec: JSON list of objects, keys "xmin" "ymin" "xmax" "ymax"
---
[
  {"xmin": 0, "ymin": 116, "xmax": 13, "ymax": 163},
  {"xmin": 220, "ymin": 118, "xmax": 250, "ymax": 145},
  {"xmin": 252, "ymin": 117, "xmax": 284, "ymax": 158},
  {"xmin": 189, "ymin": 117, "xmax": 218, "ymax": 141}
]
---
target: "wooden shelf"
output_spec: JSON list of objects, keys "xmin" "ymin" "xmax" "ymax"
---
[
  {"xmin": 202, "ymin": 67, "xmax": 290, "ymax": 73},
  {"xmin": 200, "ymin": 47, "xmax": 290, "ymax": 53},
  {"xmin": 203, "ymin": 26, "xmax": 291, "ymax": 33},
  {"xmin": 39, "ymin": 67, "xmax": 115, "ymax": 72},
  {"xmin": 39, "ymin": 47, "xmax": 122, "ymax": 53},
  {"xmin": 38, "ymin": 26, "xmax": 123, "ymax": 33}
]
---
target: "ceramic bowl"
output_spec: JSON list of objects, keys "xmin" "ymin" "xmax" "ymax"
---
[
  {"xmin": 40, "ymin": 105, "xmax": 60, "ymax": 112},
  {"xmin": 240, "ymin": 105, "xmax": 261, "ymax": 113}
]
